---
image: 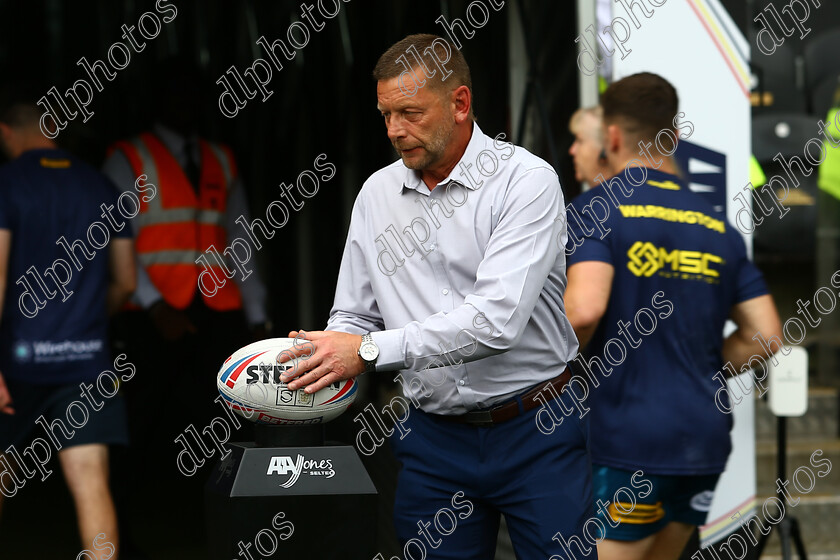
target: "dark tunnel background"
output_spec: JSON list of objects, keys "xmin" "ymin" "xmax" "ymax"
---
[
  {"xmin": 0, "ymin": 0, "xmax": 582, "ymax": 332},
  {"xmin": 0, "ymin": 1, "xmax": 581, "ymax": 557}
]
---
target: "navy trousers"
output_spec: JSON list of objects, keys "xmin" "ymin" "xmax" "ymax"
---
[{"xmin": 389, "ymin": 395, "xmax": 596, "ymax": 559}]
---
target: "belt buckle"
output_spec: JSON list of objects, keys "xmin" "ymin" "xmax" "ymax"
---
[{"xmin": 464, "ymin": 410, "xmax": 495, "ymax": 427}]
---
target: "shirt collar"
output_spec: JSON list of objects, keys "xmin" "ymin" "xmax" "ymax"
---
[
  {"xmin": 639, "ymin": 167, "xmax": 686, "ymax": 189},
  {"xmin": 400, "ymin": 122, "xmax": 487, "ymax": 194},
  {"xmin": 153, "ymin": 122, "xmax": 198, "ymax": 158}
]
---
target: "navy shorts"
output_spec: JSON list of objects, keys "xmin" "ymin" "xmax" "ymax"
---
[
  {"xmin": 0, "ymin": 377, "xmax": 128, "ymax": 451},
  {"xmin": 593, "ymin": 464, "xmax": 720, "ymax": 541}
]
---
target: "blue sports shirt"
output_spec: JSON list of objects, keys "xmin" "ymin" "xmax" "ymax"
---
[
  {"xmin": 0, "ymin": 149, "xmax": 129, "ymax": 384},
  {"xmin": 567, "ymin": 168, "xmax": 768, "ymax": 475}
]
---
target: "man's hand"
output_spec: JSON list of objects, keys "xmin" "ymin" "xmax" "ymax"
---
[
  {"xmin": 0, "ymin": 372, "xmax": 14, "ymax": 415},
  {"xmin": 149, "ymin": 300, "xmax": 197, "ymax": 341},
  {"xmin": 281, "ymin": 330, "xmax": 365, "ymax": 394}
]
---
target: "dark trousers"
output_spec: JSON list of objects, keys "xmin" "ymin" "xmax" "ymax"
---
[{"xmin": 390, "ymin": 400, "xmax": 595, "ymax": 560}]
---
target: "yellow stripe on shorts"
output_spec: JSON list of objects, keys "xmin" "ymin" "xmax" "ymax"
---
[{"xmin": 607, "ymin": 501, "xmax": 666, "ymax": 525}]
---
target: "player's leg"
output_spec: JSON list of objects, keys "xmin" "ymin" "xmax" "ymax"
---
[
  {"xmin": 645, "ymin": 521, "xmax": 696, "ymax": 559},
  {"xmin": 645, "ymin": 473, "xmax": 720, "ymax": 559},
  {"xmin": 389, "ymin": 410, "xmax": 499, "ymax": 560},
  {"xmin": 59, "ymin": 443, "xmax": 119, "ymax": 559},
  {"xmin": 593, "ymin": 465, "xmax": 670, "ymax": 560},
  {"xmin": 55, "ymin": 379, "xmax": 128, "ymax": 559},
  {"xmin": 490, "ymin": 401, "xmax": 596, "ymax": 559},
  {"xmin": 597, "ymin": 534, "xmax": 658, "ymax": 560}
]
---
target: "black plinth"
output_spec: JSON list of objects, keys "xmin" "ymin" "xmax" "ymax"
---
[
  {"xmin": 254, "ymin": 423, "xmax": 325, "ymax": 447},
  {"xmin": 205, "ymin": 425, "xmax": 378, "ymax": 560}
]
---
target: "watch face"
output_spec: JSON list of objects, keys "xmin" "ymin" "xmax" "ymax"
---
[{"xmin": 360, "ymin": 344, "xmax": 378, "ymax": 361}]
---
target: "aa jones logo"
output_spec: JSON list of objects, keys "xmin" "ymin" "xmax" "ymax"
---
[{"xmin": 266, "ymin": 455, "xmax": 336, "ymax": 488}]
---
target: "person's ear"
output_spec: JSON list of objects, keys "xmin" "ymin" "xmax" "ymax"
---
[
  {"xmin": 606, "ymin": 124, "xmax": 622, "ymax": 155},
  {"xmin": 450, "ymin": 85, "xmax": 471, "ymax": 124}
]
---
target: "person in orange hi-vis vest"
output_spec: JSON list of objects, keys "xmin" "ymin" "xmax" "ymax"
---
[{"xmin": 101, "ymin": 60, "xmax": 269, "ymax": 551}]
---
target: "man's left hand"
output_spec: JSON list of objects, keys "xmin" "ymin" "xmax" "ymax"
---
[{"xmin": 281, "ymin": 330, "xmax": 365, "ymax": 394}]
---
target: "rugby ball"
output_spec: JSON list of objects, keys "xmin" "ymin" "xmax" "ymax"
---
[{"xmin": 216, "ymin": 338, "xmax": 358, "ymax": 425}]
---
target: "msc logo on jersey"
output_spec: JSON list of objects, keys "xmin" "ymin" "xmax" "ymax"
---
[{"xmin": 627, "ymin": 242, "xmax": 723, "ymax": 282}]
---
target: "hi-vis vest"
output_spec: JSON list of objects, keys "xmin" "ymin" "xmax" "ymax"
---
[
  {"xmin": 110, "ymin": 133, "xmax": 242, "ymax": 311},
  {"xmin": 819, "ymin": 107, "xmax": 840, "ymax": 201}
]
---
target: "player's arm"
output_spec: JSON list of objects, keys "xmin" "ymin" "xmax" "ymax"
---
[
  {"xmin": 565, "ymin": 261, "xmax": 614, "ymax": 350},
  {"xmin": 102, "ymin": 150, "xmax": 167, "ymax": 311},
  {"xmin": 107, "ymin": 238, "xmax": 137, "ymax": 315},
  {"xmin": 0, "ymin": 229, "xmax": 14, "ymax": 413},
  {"xmin": 722, "ymin": 294, "xmax": 783, "ymax": 372}
]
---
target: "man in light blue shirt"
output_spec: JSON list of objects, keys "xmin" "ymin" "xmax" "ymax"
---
[{"xmin": 283, "ymin": 34, "xmax": 593, "ymax": 559}]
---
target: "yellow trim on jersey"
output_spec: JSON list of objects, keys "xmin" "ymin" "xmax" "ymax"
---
[
  {"xmin": 647, "ymin": 180, "xmax": 681, "ymax": 191},
  {"xmin": 40, "ymin": 158, "xmax": 71, "ymax": 168}
]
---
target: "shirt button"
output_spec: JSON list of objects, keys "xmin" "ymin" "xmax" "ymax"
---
[
  {"xmin": 442, "ymin": 289, "xmax": 449, "ymax": 295},
  {"xmin": 458, "ymin": 379, "xmax": 465, "ymax": 386},
  {"xmin": 430, "ymin": 243, "xmax": 437, "ymax": 250}
]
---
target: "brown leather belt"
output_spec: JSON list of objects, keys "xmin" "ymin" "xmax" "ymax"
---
[{"xmin": 431, "ymin": 367, "xmax": 572, "ymax": 427}]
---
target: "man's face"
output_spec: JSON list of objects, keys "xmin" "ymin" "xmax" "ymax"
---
[
  {"xmin": 568, "ymin": 113, "xmax": 604, "ymax": 183},
  {"xmin": 377, "ymin": 74, "xmax": 455, "ymax": 171}
]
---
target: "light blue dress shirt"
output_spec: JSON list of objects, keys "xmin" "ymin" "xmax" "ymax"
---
[{"xmin": 327, "ymin": 123, "xmax": 578, "ymax": 414}]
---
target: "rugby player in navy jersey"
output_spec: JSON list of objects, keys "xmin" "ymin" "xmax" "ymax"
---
[
  {"xmin": 0, "ymin": 86, "xmax": 135, "ymax": 558},
  {"xmin": 565, "ymin": 72, "xmax": 783, "ymax": 560}
]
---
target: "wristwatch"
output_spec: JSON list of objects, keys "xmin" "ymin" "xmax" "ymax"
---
[{"xmin": 358, "ymin": 332, "xmax": 379, "ymax": 373}]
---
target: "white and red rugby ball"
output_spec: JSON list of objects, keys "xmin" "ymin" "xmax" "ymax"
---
[{"xmin": 217, "ymin": 338, "xmax": 358, "ymax": 425}]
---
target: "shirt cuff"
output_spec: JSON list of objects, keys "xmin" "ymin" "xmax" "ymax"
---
[
  {"xmin": 242, "ymin": 298, "xmax": 268, "ymax": 325},
  {"xmin": 370, "ymin": 329, "xmax": 406, "ymax": 371},
  {"xmin": 134, "ymin": 281, "xmax": 164, "ymax": 309}
]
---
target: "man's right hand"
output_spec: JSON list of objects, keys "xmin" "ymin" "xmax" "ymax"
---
[
  {"xmin": 0, "ymin": 372, "xmax": 14, "ymax": 415},
  {"xmin": 149, "ymin": 301, "xmax": 197, "ymax": 341}
]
